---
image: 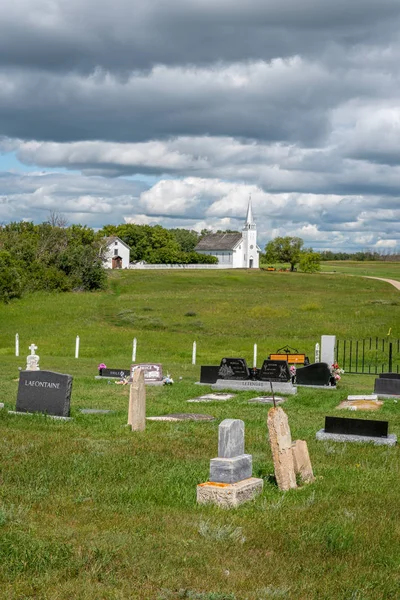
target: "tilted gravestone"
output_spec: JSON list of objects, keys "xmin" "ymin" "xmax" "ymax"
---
[
  {"xmin": 16, "ymin": 370, "xmax": 73, "ymax": 417},
  {"xmin": 218, "ymin": 358, "xmax": 249, "ymax": 380},
  {"xmin": 295, "ymin": 362, "xmax": 333, "ymax": 386},
  {"xmin": 258, "ymin": 360, "xmax": 290, "ymax": 382},
  {"xmin": 267, "ymin": 407, "xmax": 297, "ymax": 491}
]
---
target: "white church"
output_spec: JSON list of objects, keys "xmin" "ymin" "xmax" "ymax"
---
[{"xmin": 195, "ymin": 198, "xmax": 261, "ymax": 268}]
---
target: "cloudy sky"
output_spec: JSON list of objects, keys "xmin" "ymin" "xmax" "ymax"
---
[{"xmin": 1, "ymin": 0, "xmax": 400, "ymax": 252}]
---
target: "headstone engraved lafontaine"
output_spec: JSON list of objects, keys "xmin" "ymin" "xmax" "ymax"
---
[{"xmin": 16, "ymin": 370, "xmax": 73, "ymax": 417}]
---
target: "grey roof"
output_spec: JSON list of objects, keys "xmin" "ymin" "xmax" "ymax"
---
[
  {"xmin": 195, "ymin": 233, "xmax": 242, "ymax": 251},
  {"xmin": 104, "ymin": 236, "xmax": 131, "ymax": 250}
]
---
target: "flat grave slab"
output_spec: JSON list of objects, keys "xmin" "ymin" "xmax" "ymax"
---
[
  {"xmin": 348, "ymin": 395, "xmax": 378, "ymax": 401},
  {"xmin": 8, "ymin": 411, "xmax": 72, "ymax": 421},
  {"xmin": 248, "ymin": 396, "xmax": 286, "ymax": 404},
  {"xmin": 147, "ymin": 413, "xmax": 215, "ymax": 422},
  {"xmin": 337, "ymin": 399, "xmax": 383, "ymax": 411},
  {"xmin": 187, "ymin": 393, "xmax": 235, "ymax": 403},
  {"xmin": 80, "ymin": 409, "xmax": 115, "ymax": 414}
]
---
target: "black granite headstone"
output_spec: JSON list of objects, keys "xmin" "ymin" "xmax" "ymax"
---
[
  {"xmin": 295, "ymin": 362, "xmax": 332, "ymax": 386},
  {"xmin": 324, "ymin": 416, "xmax": 388, "ymax": 438},
  {"xmin": 16, "ymin": 370, "xmax": 73, "ymax": 417},
  {"xmin": 99, "ymin": 368, "xmax": 130, "ymax": 378},
  {"xmin": 258, "ymin": 360, "xmax": 290, "ymax": 382},
  {"xmin": 200, "ymin": 366, "xmax": 220, "ymax": 384},
  {"xmin": 374, "ymin": 376, "xmax": 400, "ymax": 396},
  {"xmin": 218, "ymin": 358, "xmax": 249, "ymax": 380},
  {"xmin": 379, "ymin": 372, "xmax": 400, "ymax": 380}
]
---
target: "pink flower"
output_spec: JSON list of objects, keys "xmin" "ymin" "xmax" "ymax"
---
[{"xmin": 98, "ymin": 363, "xmax": 107, "ymax": 370}]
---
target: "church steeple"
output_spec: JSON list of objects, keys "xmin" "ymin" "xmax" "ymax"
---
[{"xmin": 243, "ymin": 195, "xmax": 256, "ymax": 230}]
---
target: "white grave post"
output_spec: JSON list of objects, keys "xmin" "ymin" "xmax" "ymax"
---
[
  {"xmin": 315, "ymin": 343, "xmax": 320, "ymax": 363},
  {"xmin": 253, "ymin": 343, "xmax": 257, "ymax": 368},
  {"xmin": 192, "ymin": 341, "xmax": 197, "ymax": 365},
  {"xmin": 15, "ymin": 333, "xmax": 19, "ymax": 357},
  {"xmin": 26, "ymin": 343, "xmax": 40, "ymax": 371},
  {"xmin": 75, "ymin": 335, "xmax": 80, "ymax": 359},
  {"xmin": 132, "ymin": 338, "xmax": 137, "ymax": 362},
  {"xmin": 321, "ymin": 335, "xmax": 336, "ymax": 366}
]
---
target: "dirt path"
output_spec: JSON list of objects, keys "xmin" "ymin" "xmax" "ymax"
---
[{"xmin": 363, "ymin": 276, "xmax": 400, "ymax": 291}]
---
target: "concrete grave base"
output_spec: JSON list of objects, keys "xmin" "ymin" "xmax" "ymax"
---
[
  {"xmin": 147, "ymin": 413, "xmax": 215, "ymax": 422},
  {"xmin": 211, "ymin": 380, "xmax": 297, "ymax": 394},
  {"xmin": 209, "ymin": 454, "xmax": 252, "ymax": 484},
  {"xmin": 8, "ymin": 410, "xmax": 72, "ymax": 421},
  {"xmin": 80, "ymin": 409, "xmax": 115, "ymax": 414},
  {"xmin": 95, "ymin": 376, "xmax": 164, "ymax": 385},
  {"xmin": 316, "ymin": 429, "xmax": 397, "ymax": 447},
  {"xmin": 376, "ymin": 394, "xmax": 400, "ymax": 400},
  {"xmin": 348, "ymin": 395, "xmax": 378, "ymax": 401},
  {"xmin": 197, "ymin": 478, "xmax": 263, "ymax": 508}
]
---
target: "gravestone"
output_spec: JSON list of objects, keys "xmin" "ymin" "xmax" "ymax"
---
[
  {"xmin": 374, "ymin": 373, "xmax": 400, "ymax": 397},
  {"xmin": 248, "ymin": 396, "xmax": 285, "ymax": 404},
  {"xmin": 128, "ymin": 368, "xmax": 146, "ymax": 431},
  {"xmin": 218, "ymin": 358, "xmax": 249, "ymax": 380},
  {"xmin": 26, "ymin": 343, "xmax": 40, "ymax": 371},
  {"xmin": 187, "ymin": 393, "xmax": 234, "ymax": 403},
  {"xmin": 267, "ymin": 407, "xmax": 297, "ymax": 491},
  {"xmin": 295, "ymin": 362, "xmax": 333, "ymax": 386},
  {"xmin": 197, "ymin": 418, "xmax": 263, "ymax": 507},
  {"xmin": 99, "ymin": 368, "xmax": 131, "ymax": 379},
  {"xmin": 258, "ymin": 360, "xmax": 290, "ymax": 382},
  {"xmin": 147, "ymin": 413, "xmax": 215, "ymax": 422},
  {"xmin": 200, "ymin": 366, "xmax": 220, "ymax": 384},
  {"xmin": 321, "ymin": 335, "xmax": 336, "ymax": 366},
  {"xmin": 16, "ymin": 370, "xmax": 73, "ymax": 417},
  {"xmin": 292, "ymin": 440, "xmax": 315, "ymax": 484},
  {"xmin": 316, "ymin": 415, "xmax": 397, "ymax": 446},
  {"xmin": 131, "ymin": 363, "xmax": 163, "ymax": 384}
]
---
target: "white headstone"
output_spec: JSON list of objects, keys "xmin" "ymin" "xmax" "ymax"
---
[
  {"xmin": 321, "ymin": 335, "xmax": 336, "ymax": 366},
  {"xmin": 26, "ymin": 343, "xmax": 40, "ymax": 371}
]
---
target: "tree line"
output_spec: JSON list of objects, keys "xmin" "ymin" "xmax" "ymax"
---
[{"xmin": 0, "ymin": 219, "xmax": 217, "ymax": 302}]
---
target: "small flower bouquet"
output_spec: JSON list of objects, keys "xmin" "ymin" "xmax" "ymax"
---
[
  {"xmin": 330, "ymin": 362, "xmax": 344, "ymax": 384},
  {"xmin": 98, "ymin": 362, "xmax": 107, "ymax": 374},
  {"xmin": 163, "ymin": 373, "xmax": 174, "ymax": 385},
  {"xmin": 290, "ymin": 364, "xmax": 296, "ymax": 383}
]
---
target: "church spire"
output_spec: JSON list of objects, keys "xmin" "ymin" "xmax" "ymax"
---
[{"xmin": 244, "ymin": 195, "xmax": 256, "ymax": 230}]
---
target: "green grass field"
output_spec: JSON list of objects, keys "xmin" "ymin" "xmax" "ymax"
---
[{"xmin": 0, "ymin": 265, "xmax": 399, "ymax": 599}]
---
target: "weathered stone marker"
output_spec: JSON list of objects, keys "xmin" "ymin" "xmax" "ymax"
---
[
  {"xmin": 291, "ymin": 440, "xmax": 315, "ymax": 484},
  {"xmin": 128, "ymin": 368, "xmax": 146, "ymax": 431},
  {"xmin": 267, "ymin": 406, "xmax": 297, "ymax": 491},
  {"xmin": 26, "ymin": 343, "xmax": 40, "ymax": 371},
  {"xmin": 197, "ymin": 418, "xmax": 263, "ymax": 507}
]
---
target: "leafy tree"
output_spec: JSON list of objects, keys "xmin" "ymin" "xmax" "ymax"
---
[
  {"xmin": 0, "ymin": 251, "xmax": 23, "ymax": 302},
  {"xmin": 170, "ymin": 228, "xmax": 199, "ymax": 252},
  {"xmin": 264, "ymin": 236, "xmax": 304, "ymax": 271},
  {"xmin": 299, "ymin": 251, "xmax": 321, "ymax": 273}
]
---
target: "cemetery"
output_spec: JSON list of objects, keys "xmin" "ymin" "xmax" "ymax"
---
[{"xmin": 0, "ymin": 268, "xmax": 399, "ymax": 599}]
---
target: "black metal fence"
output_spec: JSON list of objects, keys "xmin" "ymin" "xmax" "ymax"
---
[{"xmin": 336, "ymin": 338, "xmax": 400, "ymax": 374}]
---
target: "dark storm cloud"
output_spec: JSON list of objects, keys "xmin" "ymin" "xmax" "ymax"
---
[{"xmin": 1, "ymin": 0, "xmax": 400, "ymax": 73}]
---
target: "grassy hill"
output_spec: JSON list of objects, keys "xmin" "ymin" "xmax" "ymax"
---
[{"xmin": 0, "ymin": 268, "xmax": 399, "ymax": 599}]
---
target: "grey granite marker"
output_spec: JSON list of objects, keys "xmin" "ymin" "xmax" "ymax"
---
[{"xmin": 218, "ymin": 419, "xmax": 245, "ymax": 458}]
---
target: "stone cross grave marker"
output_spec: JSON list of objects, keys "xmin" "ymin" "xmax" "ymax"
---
[{"xmin": 26, "ymin": 343, "xmax": 40, "ymax": 371}]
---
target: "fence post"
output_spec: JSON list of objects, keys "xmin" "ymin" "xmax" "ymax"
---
[
  {"xmin": 389, "ymin": 342, "xmax": 393, "ymax": 373},
  {"xmin": 192, "ymin": 341, "xmax": 197, "ymax": 365},
  {"xmin": 75, "ymin": 335, "xmax": 80, "ymax": 359},
  {"xmin": 15, "ymin": 333, "xmax": 19, "ymax": 357},
  {"xmin": 132, "ymin": 338, "xmax": 137, "ymax": 362},
  {"xmin": 253, "ymin": 343, "xmax": 257, "ymax": 368}
]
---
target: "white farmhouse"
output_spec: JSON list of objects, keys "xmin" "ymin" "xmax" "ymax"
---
[
  {"xmin": 103, "ymin": 236, "xmax": 131, "ymax": 269},
  {"xmin": 194, "ymin": 198, "xmax": 260, "ymax": 268}
]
